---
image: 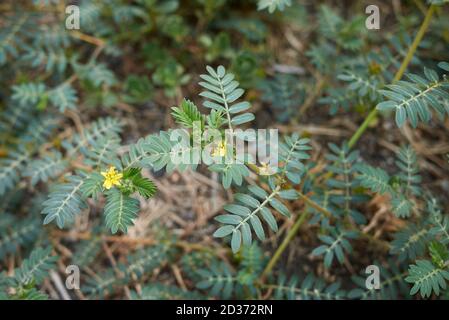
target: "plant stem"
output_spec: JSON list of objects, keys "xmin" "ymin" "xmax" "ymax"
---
[
  {"xmin": 261, "ymin": 4, "xmax": 437, "ymax": 281},
  {"xmin": 393, "ymin": 5, "xmax": 436, "ymax": 83},
  {"xmin": 261, "ymin": 191, "xmax": 333, "ymax": 280},
  {"xmin": 261, "ymin": 210, "xmax": 309, "ymax": 279},
  {"xmin": 348, "ymin": 4, "xmax": 436, "ymax": 149},
  {"xmin": 297, "ymin": 191, "xmax": 332, "ymax": 218}
]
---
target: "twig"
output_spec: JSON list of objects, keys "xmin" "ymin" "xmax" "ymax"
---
[
  {"xmin": 70, "ymin": 31, "xmax": 105, "ymax": 47},
  {"xmin": 261, "ymin": 211, "xmax": 309, "ymax": 280},
  {"xmin": 347, "ymin": 4, "xmax": 436, "ymax": 149},
  {"xmin": 49, "ymin": 270, "xmax": 71, "ymax": 300}
]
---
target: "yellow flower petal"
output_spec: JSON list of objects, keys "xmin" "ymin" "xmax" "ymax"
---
[
  {"xmin": 258, "ymin": 162, "xmax": 277, "ymax": 176},
  {"xmin": 103, "ymin": 180, "xmax": 112, "ymax": 189},
  {"xmin": 212, "ymin": 141, "xmax": 227, "ymax": 157},
  {"xmin": 101, "ymin": 166, "xmax": 123, "ymax": 190}
]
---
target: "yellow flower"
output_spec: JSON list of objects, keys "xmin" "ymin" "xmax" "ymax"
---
[
  {"xmin": 212, "ymin": 140, "xmax": 227, "ymax": 157},
  {"xmin": 258, "ymin": 162, "xmax": 277, "ymax": 176},
  {"xmin": 101, "ymin": 166, "xmax": 123, "ymax": 190}
]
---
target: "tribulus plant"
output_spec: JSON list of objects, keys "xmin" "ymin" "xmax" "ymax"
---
[{"xmin": 1, "ymin": 0, "xmax": 449, "ymax": 302}]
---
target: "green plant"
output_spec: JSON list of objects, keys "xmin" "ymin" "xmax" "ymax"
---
[
  {"xmin": 1, "ymin": 0, "xmax": 449, "ymax": 302},
  {"xmin": 0, "ymin": 247, "xmax": 58, "ymax": 300}
]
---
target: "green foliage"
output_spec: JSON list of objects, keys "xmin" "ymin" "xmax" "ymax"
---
[
  {"xmin": 171, "ymin": 99, "xmax": 205, "ymax": 129},
  {"xmin": 131, "ymin": 284, "xmax": 202, "ymax": 300},
  {"xmin": 72, "ymin": 237, "xmax": 102, "ymax": 268},
  {"xmin": 338, "ymin": 70, "xmax": 382, "ymax": 102},
  {"xmin": 429, "ymin": 241, "xmax": 449, "ymax": 268},
  {"xmin": 0, "ymin": 247, "xmax": 57, "ymax": 300},
  {"xmin": 199, "ymin": 65, "xmax": 254, "ymax": 130},
  {"xmin": 312, "ymin": 228, "xmax": 358, "ymax": 268},
  {"xmin": 277, "ymin": 133, "xmax": 311, "ymax": 184},
  {"xmin": 84, "ymin": 244, "xmax": 171, "ymax": 298},
  {"xmin": 120, "ymin": 168, "xmax": 157, "ymax": 198},
  {"xmin": 122, "ymin": 75, "xmax": 154, "ymax": 104},
  {"xmin": 258, "ymin": 0, "xmax": 292, "ymax": 13},
  {"xmin": 152, "ymin": 59, "xmax": 190, "ymax": 97},
  {"xmin": 208, "ymin": 163, "xmax": 250, "ymax": 189},
  {"xmin": 429, "ymin": 205, "xmax": 449, "ymax": 245},
  {"xmin": 197, "ymin": 261, "xmax": 237, "ymax": 299},
  {"xmin": 428, "ymin": 0, "xmax": 449, "ymax": 6},
  {"xmin": 376, "ymin": 62, "xmax": 449, "ymax": 127},
  {"xmin": 214, "ymin": 184, "xmax": 287, "ymax": 253},
  {"xmin": 121, "ymin": 131, "xmax": 197, "ymax": 173},
  {"xmin": 1, "ymin": 0, "xmax": 449, "ymax": 302},
  {"xmin": 396, "ymin": 145, "xmax": 422, "ymax": 195},
  {"xmin": 199, "ymin": 32, "xmax": 233, "ymax": 62},
  {"xmin": 12, "ymin": 82, "xmax": 47, "ymax": 108},
  {"xmin": 390, "ymin": 223, "xmax": 430, "ymax": 261},
  {"xmin": 0, "ymin": 147, "xmax": 31, "ymax": 196},
  {"xmin": 213, "ymin": 134, "xmax": 310, "ymax": 253},
  {"xmin": 325, "ymin": 143, "xmax": 367, "ymax": 224},
  {"xmin": 317, "ymin": 5, "xmax": 366, "ymax": 51},
  {"xmin": 357, "ymin": 164, "xmax": 392, "ymax": 194},
  {"xmin": 349, "ymin": 262, "xmax": 408, "ymax": 299},
  {"xmin": 75, "ymin": 61, "xmax": 117, "ymax": 88},
  {"xmin": 358, "ymin": 145, "xmax": 421, "ymax": 218},
  {"xmin": 80, "ymin": 172, "xmax": 104, "ymax": 199},
  {"xmin": 48, "ymin": 84, "xmax": 78, "ymax": 112},
  {"xmin": 42, "ymin": 174, "xmax": 86, "ymax": 228},
  {"xmin": 0, "ymin": 217, "xmax": 41, "ymax": 259},
  {"xmin": 0, "ymin": 13, "xmax": 31, "ymax": 65},
  {"xmin": 104, "ymin": 188, "xmax": 140, "ymax": 234},
  {"xmin": 405, "ymin": 260, "xmax": 449, "ymax": 298},
  {"xmin": 274, "ymin": 274, "xmax": 346, "ymax": 300},
  {"xmin": 238, "ymin": 244, "xmax": 265, "ymax": 281},
  {"xmin": 24, "ymin": 152, "xmax": 68, "ymax": 186},
  {"xmin": 260, "ymin": 74, "xmax": 305, "ymax": 123}
]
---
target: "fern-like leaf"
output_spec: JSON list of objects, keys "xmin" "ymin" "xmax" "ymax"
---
[
  {"xmin": 376, "ymin": 62, "xmax": 449, "ymax": 127},
  {"xmin": 405, "ymin": 260, "xmax": 449, "ymax": 298},
  {"xmin": 390, "ymin": 223, "xmax": 430, "ymax": 261},
  {"xmin": 41, "ymin": 174, "xmax": 86, "ymax": 228},
  {"xmin": 396, "ymin": 145, "xmax": 421, "ymax": 195},
  {"xmin": 12, "ymin": 246, "xmax": 57, "ymax": 286},
  {"xmin": 104, "ymin": 188, "xmax": 140, "ymax": 234},
  {"xmin": 24, "ymin": 151, "xmax": 67, "ymax": 186},
  {"xmin": 48, "ymin": 83, "xmax": 78, "ymax": 112},
  {"xmin": 311, "ymin": 227, "xmax": 358, "ymax": 268},
  {"xmin": 0, "ymin": 217, "xmax": 40, "ymax": 259},
  {"xmin": 197, "ymin": 261, "xmax": 236, "ymax": 299},
  {"xmin": 199, "ymin": 65, "xmax": 254, "ymax": 132},
  {"xmin": 214, "ymin": 184, "xmax": 291, "ymax": 253},
  {"xmin": 274, "ymin": 273, "xmax": 346, "ymax": 300},
  {"xmin": 357, "ymin": 164, "xmax": 392, "ymax": 194},
  {"xmin": 257, "ymin": 0, "xmax": 292, "ymax": 13},
  {"xmin": 0, "ymin": 148, "xmax": 30, "ymax": 196},
  {"xmin": 171, "ymin": 99, "xmax": 205, "ymax": 129}
]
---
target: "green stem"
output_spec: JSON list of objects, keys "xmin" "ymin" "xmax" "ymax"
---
[
  {"xmin": 347, "ymin": 4, "xmax": 436, "ymax": 149},
  {"xmin": 297, "ymin": 191, "xmax": 332, "ymax": 218},
  {"xmin": 260, "ymin": 191, "xmax": 331, "ymax": 280},
  {"xmin": 260, "ymin": 3, "xmax": 437, "ymax": 283},
  {"xmin": 261, "ymin": 211, "xmax": 309, "ymax": 279}
]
